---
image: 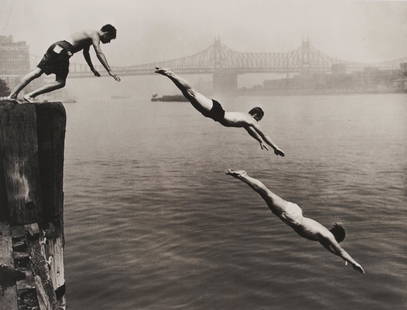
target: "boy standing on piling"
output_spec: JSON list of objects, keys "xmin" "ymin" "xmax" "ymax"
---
[{"xmin": 7, "ymin": 24, "xmax": 121, "ymax": 103}]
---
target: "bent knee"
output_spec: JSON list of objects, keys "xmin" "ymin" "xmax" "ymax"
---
[
  {"xmin": 184, "ymin": 88, "xmax": 197, "ymax": 99},
  {"xmin": 186, "ymin": 89, "xmax": 210, "ymax": 105},
  {"xmin": 33, "ymin": 71, "xmax": 43, "ymax": 78}
]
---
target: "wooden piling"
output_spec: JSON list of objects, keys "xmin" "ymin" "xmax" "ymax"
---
[{"xmin": 0, "ymin": 100, "xmax": 66, "ymax": 309}]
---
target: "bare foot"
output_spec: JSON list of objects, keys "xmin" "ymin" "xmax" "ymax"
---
[
  {"xmin": 155, "ymin": 67, "xmax": 172, "ymax": 76},
  {"xmin": 0, "ymin": 96, "xmax": 18, "ymax": 103},
  {"xmin": 225, "ymin": 169, "xmax": 248, "ymax": 178},
  {"xmin": 23, "ymin": 95, "xmax": 35, "ymax": 104}
]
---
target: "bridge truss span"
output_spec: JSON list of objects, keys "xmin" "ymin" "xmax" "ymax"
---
[{"xmin": 69, "ymin": 39, "xmax": 403, "ymax": 78}]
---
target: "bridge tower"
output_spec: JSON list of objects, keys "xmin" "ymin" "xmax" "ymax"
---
[
  {"xmin": 212, "ymin": 38, "xmax": 238, "ymax": 93},
  {"xmin": 300, "ymin": 39, "xmax": 311, "ymax": 74}
]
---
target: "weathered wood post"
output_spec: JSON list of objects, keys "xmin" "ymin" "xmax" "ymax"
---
[{"xmin": 0, "ymin": 100, "xmax": 66, "ymax": 310}]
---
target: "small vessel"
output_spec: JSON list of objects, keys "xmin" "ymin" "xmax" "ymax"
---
[
  {"xmin": 151, "ymin": 94, "xmax": 188, "ymax": 102},
  {"xmin": 111, "ymin": 95, "xmax": 130, "ymax": 100}
]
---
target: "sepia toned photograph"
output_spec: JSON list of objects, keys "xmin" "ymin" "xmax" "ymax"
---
[{"xmin": 0, "ymin": 0, "xmax": 406, "ymax": 309}]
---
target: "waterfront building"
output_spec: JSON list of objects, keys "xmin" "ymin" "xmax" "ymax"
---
[
  {"xmin": 0, "ymin": 35, "xmax": 30, "ymax": 75},
  {"xmin": 0, "ymin": 35, "xmax": 30, "ymax": 90}
]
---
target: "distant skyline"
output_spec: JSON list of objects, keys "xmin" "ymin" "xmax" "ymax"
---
[{"xmin": 1, "ymin": 0, "xmax": 407, "ymax": 66}]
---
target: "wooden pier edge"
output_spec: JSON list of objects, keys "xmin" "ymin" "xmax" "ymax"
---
[{"xmin": 0, "ymin": 100, "xmax": 67, "ymax": 310}]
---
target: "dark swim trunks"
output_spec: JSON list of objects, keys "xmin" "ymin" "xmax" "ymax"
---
[
  {"xmin": 202, "ymin": 99, "xmax": 225, "ymax": 122},
  {"xmin": 37, "ymin": 41, "xmax": 74, "ymax": 80}
]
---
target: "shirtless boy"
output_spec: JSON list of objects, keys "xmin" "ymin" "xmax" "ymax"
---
[
  {"xmin": 8, "ymin": 24, "xmax": 121, "ymax": 103},
  {"xmin": 155, "ymin": 67, "xmax": 285, "ymax": 156},
  {"xmin": 226, "ymin": 169, "xmax": 365, "ymax": 273}
]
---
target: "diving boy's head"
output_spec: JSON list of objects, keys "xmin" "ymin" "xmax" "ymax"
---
[
  {"xmin": 100, "ymin": 24, "xmax": 117, "ymax": 43},
  {"xmin": 330, "ymin": 223, "xmax": 346, "ymax": 243},
  {"xmin": 249, "ymin": 107, "xmax": 264, "ymax": 121}
]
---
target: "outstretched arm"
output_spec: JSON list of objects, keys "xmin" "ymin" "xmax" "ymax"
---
[
  {"xmin": 83, "ymin": 46, "xmax": 100, "ymax": 77},
  {"xmin": 249, "ymin": 123, "xmax": 284, "ymax": 157},
  {"xmin": 91, "ymin": 33, "xmax": 120, "ymax": 81},
  {"xmin": 245, "ymin": 127, "xmax": 269, "ymax": 150},
  {"xmin": 320, "ymin": 236, "xmax": 365, "ymax": 274},
  {"xmin": 225, "ymin": 169, "xmax": 285, "ymax": 208}
]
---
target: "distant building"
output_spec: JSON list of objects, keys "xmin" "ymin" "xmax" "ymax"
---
[
  {"xmin": 331, "ymin": 64, "xmax": 347, "ymax": 74},
  {"xmin": 401, "ymin": 63, "xmax": 407, "ymax": 76},
  {"xmin": 259, "ymin": 67, "xmax": 401, "ymax": 94},
  {"xmin": 0, "ymin": 35, "xmax": 30, "ymax": 75},
  {"xmin": 0, "ymin": 35, "xmax": 31, "ymax": 91}
]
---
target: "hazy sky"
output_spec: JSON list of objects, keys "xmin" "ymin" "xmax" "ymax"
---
[{"xmin": 1, "ymin": 0, "xmax": 407, "ymax": 65}]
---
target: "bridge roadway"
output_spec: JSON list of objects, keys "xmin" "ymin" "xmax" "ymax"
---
[
  {"xmin": 68, "ymin": 66, "xmax": 315, "ymax": 78},
  {"xmin": 67, "ymin": 39, "xmax": 349, "ymax": 79},
  {"xmin": 67, "ymin": 39, "xmax": 405, "ymax": 81}
]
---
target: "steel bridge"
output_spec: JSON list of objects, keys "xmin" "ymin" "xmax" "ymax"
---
[
  {"xmin": 69, "ymin": 39, "xmax": 403, "ymax": 78},
  {"xmin": 65, "ymin": 39, "xmax": 406, "ymax": 91}
]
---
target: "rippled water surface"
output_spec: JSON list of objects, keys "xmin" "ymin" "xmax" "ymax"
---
[{"xmin": 63, "ymin": 94, "xmax": 407, "ymax": 310}]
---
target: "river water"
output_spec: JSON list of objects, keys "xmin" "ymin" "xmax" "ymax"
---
[{"xmin": 62, "ymin": 93, "xmax": 407, "ymax": 310}]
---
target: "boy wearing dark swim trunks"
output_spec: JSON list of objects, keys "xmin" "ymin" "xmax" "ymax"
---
[
  {"xmin": 155, "ymin": 67, "xmax": 285, "ymax": 157},
  {"xmin": 8, "ymin": 24, "xmax": 121, "ymax": 103}
]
